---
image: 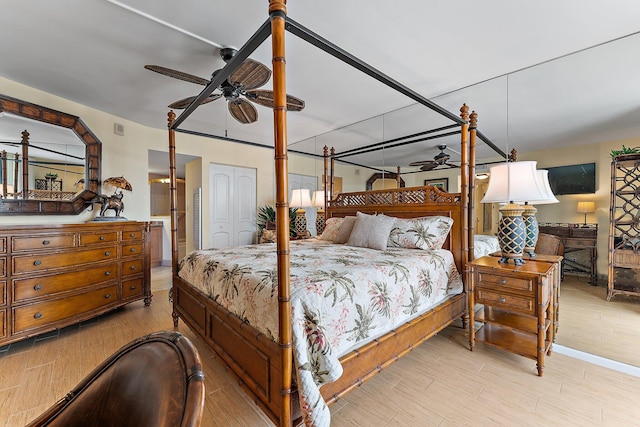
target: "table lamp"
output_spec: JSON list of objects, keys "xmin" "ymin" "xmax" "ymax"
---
[
  {"xmin": 577, "ymin": 201, "xmax": 595, "ymax": 227},
  {"xmin": 290, "ymin": 189, "xmax": 312, "ymax": 236},
  {"xmin": 312, "ymin": 190, "xmax": 326, "ymax": 235},
  {"xmin": 481, "ymin": 161, "xmax": 548, "ymax": 265}
]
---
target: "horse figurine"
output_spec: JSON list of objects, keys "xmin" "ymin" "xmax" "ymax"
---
[{"xmin": 88, "ymin": 192, "xmax": 125, "ymax": 217}]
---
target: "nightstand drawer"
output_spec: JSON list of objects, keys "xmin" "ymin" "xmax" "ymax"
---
[
  {"xmin": 476, "ymin": 272, "xmax": 532, "ymax": 293},
  {"xmin": 476, "ymin": 288, "xmax": 534, "ymax": 315}
]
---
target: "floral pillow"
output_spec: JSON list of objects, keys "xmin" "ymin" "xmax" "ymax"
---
[
  {"xmin": 387, "ymin": 216, "xmax": 454, "ymax": 250},
  {"xmin": 318, "ymin": 217, "xmax": 344, "ymax": 241}
]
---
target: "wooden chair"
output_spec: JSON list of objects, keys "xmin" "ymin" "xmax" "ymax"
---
[
  {"xmin": 535, "ymin": 233, "xmax": 564, "ymax": 257},
  {"xmin": 27, "ymin": 331, "xmax": 205, "ymax": 427}
]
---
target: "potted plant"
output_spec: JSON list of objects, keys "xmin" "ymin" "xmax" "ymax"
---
[
  {"xmin": 256, "ymin": 205, "xmax": 298, "ymax": 237},
  {"xmin": 610, "ymin": 145, "xmax": 640, "ymax": 158}
]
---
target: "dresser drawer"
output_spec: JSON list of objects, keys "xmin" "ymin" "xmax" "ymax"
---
[
  {"xmin": 476, "ymin": 271, "xmax": 533, "ymax": 293},
  {"xmin": 0, "ymin": 281, "xmax": 5, "ymax": 306},
  {"xmin": 79, "ymin": 231, "xmax": 118, "ymax": 246},
  {"xmin": 476, "ymin": 288, "xmax": 534, "ymax": 315},
  {"xmin": 13, "ymin": 284, "xmax": 118, "ymax": 334},
  {"xmin": 564, "ymin": 238, "xmax": 596, "ymax": 248},
  {"xmin": 0, "ymin": 237, "xmax": 6, "ymax": 254},
  {"xmin": 122, "ymin": 259, "xmax": 143, "ymax": 277},
  {"xmin": 0, "ymin": 258, "xmax": 5, "ymax": 278},
  {"xmin": 122, "ymin": 277, "xmax": 144, "ymax": 300},
  {"xmin": 121, "ymin": 243, "xmax": 143, "ymax": 258},
  {"xmin": 12, "ymin": 263, "xmax": 117, "ymax": 303},
  {"xmin": 11, "ymin": 233, "xmax": 77, "ymax": 252},
  {"xmin": 122, "ymin": 229, "xmax": 143, "ymax": 241},
  {"xmin": 12, "ymin": 246, "xmax": 118, "ymax": 274}
]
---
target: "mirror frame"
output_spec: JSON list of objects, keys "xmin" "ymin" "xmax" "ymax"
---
[{"xmin": 0, "ymin": 94, "xmax": 101, "ymax": 215}]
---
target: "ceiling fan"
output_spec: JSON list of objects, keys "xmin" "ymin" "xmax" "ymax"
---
[
  {"xmin": 144, "ymin": 48, "xmax": 305, "ymax": 124},
  {"xmin": 409, "ymin": 144, "xmax": 459, "ymax": 171}
]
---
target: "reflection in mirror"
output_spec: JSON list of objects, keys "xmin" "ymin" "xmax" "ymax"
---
[{"xmin": 0, "ymin": 95, "xmax": 100, "ymax": 215}]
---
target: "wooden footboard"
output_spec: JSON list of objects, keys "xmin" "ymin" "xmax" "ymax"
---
[{"xmin": 172, "ymin": 274, "xmax": 466, "ymax": 425}]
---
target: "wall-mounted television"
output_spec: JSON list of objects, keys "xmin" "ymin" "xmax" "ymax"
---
[{"xmin": 546, "ymin": 163, "xmax": 596, "ymax": 195}]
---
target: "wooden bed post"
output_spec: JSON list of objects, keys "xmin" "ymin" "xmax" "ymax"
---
[
  {"xmin": 468, "ymin": 110, "xmax": 478, "ymax": 262},
  {"xmin": 323, "ymin": 145, "xmax": 329, "ymax": 212},
  {"xmin": 330, "ymin": 147, "xmax": 335, "ymax": 201},
  {"xmin": 459, "ymin": 104, "xmax": 470, "ymax": 269},
  {"xmin": 21, "ymin": 130, "xmax": 29, "ymax": 199},
  {"xmin": 269, "ymin": 1, "xmax": 293, "ymax": 426},
  {"xmin": 167, "ymin": 111, "xmax": 179, "ymax": 312}
]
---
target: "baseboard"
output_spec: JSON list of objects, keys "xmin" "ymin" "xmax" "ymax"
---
[{"xmin": 553, "ymin": 344, "xmax": 640, "ymax": 377}]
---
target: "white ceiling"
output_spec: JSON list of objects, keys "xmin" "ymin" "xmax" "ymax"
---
[{"xmin": 2, "ymin": 1, "xmax": 640, "ymax": 172}]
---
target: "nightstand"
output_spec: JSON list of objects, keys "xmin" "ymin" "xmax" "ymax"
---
[{"xmin": 469, "ymin": 256, "xmax": 555, "ymax": 376}]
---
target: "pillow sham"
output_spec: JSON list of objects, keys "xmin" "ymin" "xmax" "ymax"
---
[
  {"xmin": 333, "ymin": 216, "xmax": 357, "ymax": 244},
  {"xmin": 346, "ymin": 212, "xmax": 396, "ymax": 250},
  {"xmin": 318, "ymin": 217, "xmax": 344, "ymax": 241},
  {"xmin": 387, "ymin": 215, "xmax": 454, "ymax": 250}
]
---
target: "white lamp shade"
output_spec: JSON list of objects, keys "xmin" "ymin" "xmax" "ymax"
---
[
  {"xmin": 311, "ymin": 190, "xmax": 325, "ymax": 208},
  {"xmin": 290, "ymin": 189, "xmax": 312, "ymax": 208},
  {"xmin": 534, "ymin": 170, "xmax": 559, "ymax": 204},
  {"xmin": 481, "ymin": 161, "xmax": 548, "ymax": 203}
]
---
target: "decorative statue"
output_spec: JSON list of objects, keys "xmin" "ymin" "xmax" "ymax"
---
[
  {"xmin": 88, "ymin": 192, "xmax": 125, "ymax": 217},
  {"xmin": 88, "ymin": 176, "xmax": 132, "ymax": 221}
]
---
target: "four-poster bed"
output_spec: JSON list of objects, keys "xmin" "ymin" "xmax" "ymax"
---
[{"xmin": 165, "ymin": 2, "xmax": 491, "ymax": 426}]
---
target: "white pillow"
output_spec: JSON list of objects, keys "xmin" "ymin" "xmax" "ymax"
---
[
  {"xmin": 346, "ymin": 212, "xmax": 396, "ymax": 250},
  {"xmin": 333, "ymin": 216, "xmax": 357, "ymax": 244},
  {"xmin": 319, "ymin": 217, "xmax": 344, "ymax": 241},
  {"xmin": 387, "ymin": 216, "xmax": 454, "ymax": 250}
]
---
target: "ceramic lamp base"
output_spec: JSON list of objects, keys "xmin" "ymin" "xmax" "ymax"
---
[
  {"xmin": 522, "ymin": 203, "xmax": 538, "ymax": 258},
  {"xmin": 315, "ymin": 209, "xmax": 325, "ymax": 235},
  {"xmin": 497, "ymin": 203, "xmax": 526, "ymax": 265},
  {"xmin": 294, "ymin": 209, "xmax": 308, "ymax": 236}
]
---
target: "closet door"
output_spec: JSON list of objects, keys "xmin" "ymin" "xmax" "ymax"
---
[{"xmin": 210, "ymin": 164, "xmax": 256, "ymax": 248}]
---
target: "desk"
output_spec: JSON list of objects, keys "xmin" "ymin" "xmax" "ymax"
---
[{"xmin": 539, "ymin": 223, "xmax": 597, "ymax": 285}]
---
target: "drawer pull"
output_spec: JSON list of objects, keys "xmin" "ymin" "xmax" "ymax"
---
[
  {"xmin": 129, "ymin": 233, "xmax": 135, "ymax": 237},
  {"xmin": 105, "ymin": 251, "xmax": 111, "ymax": 256},
  {"xmin": 499, "ymin": 297, "xmax": 507, "ymax": 303},
  {"xmin": 34, "ymin": 284, "xmax": 42, "ymax": 291},
  {"xmin": 34, "ymin": 312, "xmax": 42, "ymax": 319},
  {"xmin": 42, "ymin": 240, "xmax": 50, "ymax": 245},
  {"xmin": 129, "ymin": 265, "xmax": 137, "ymax": 270},
  {"xmin": 105, "ymin": 271, "xmax": 111, "ymax": 276},
  {"xmin": 500, "ymin": 279, "xmax": 506, "ymax": 285},
  {"xmin": 34, "ymin": 260, "xmax": 42, "ymax": 266},
  {"xmin": 129, "ymin": 285, "xmax": 137, "ymax": 290},
  {"xmin": 105, "ymin": 293, "xmax": 111, "ymax": 299},
  {"xmin": 100, "ymin": 236, "xmax": 105, "ymax": 240},
  {"xmin": 129, "ymin": 247, "xmax": 136, "ymax": 253}
]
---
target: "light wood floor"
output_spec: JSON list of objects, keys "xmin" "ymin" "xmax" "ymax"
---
[
  {"xmin": 555, "ymin": 275, "xmax": 640, "ymax": 367},
  {"xmin": 2, "ymin": 267, "xmax": 640, "ymax": 426}
]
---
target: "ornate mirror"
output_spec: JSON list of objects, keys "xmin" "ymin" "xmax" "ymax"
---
[{"xmin": 0, "ymin": 94, "xmax": 101, "ymax": 215}]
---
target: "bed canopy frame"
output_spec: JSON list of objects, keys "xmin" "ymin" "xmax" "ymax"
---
[{"xmin": 166, "ymin": 1, "xmax": 499, "ymax": 425}]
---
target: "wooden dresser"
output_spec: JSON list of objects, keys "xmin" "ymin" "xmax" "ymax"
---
[
  {"xmin": 469, "ymin": 256, "xmax": 554, "ymax": 376},
  {"xmin": 0, "ymin": 221, "xmax": 151, "ymax": 347}
]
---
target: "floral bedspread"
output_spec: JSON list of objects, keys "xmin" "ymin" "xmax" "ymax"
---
[{"xmin": 178, "ymin": 240, "xmax": 462, "ymax": 427}]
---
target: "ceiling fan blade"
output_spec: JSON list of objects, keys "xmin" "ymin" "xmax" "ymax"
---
[
  {"xmin": 167, "ymin": 94, "xmax": 222, "ymax": 109},
  {"xmin": 245, "ymin": 90, "xmax": 306, "ymax": 111},
  {"xmin": 420, "ymin": 162, "xmax": 438, "ymax": 171},
  {"xmin": 144, "ymin": 65, "xmax": 210, "ymax": 86},
  {"xmin": 228, "ymin": 99, "xmax": 258, "ymax": 124},
  {"xmin": 228, "ymin": 59, "xmax": 272, "ymax": 90},
  {"xmin": 409, "ymin": 160, "xmax": 435, "ymax": 167}
]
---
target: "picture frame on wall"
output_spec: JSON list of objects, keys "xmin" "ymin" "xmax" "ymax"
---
[{"xmin": 424, "ymin": 178, "xmax": 448, "ymax": 192}]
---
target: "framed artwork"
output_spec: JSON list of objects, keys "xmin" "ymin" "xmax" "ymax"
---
[{"xmin": 424, "ymin": 178, "xmax": 448, "ymax": 192}]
